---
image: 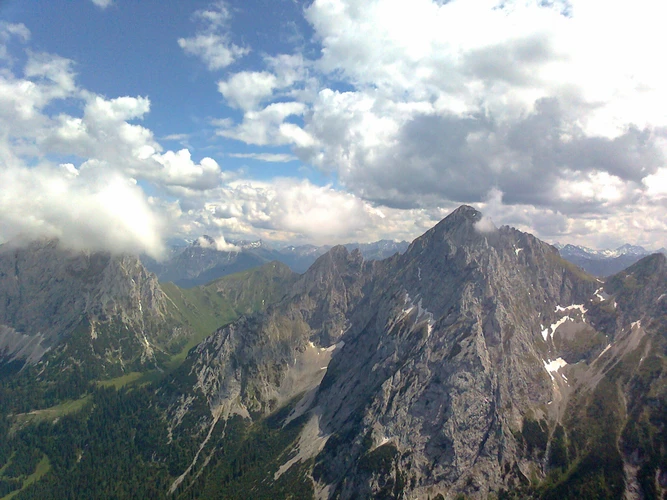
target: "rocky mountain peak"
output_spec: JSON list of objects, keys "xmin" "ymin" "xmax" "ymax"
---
[
  {"xmin": 407, "ymin": 205, "xmax": 489, "ymax": 257},
  {"xmin": 433, "ymin": 204, "xmax": 483, "ymax": 234},
  {"xmin": 448, "ymin": 203, "xmax": 483, "ymax": 220}
]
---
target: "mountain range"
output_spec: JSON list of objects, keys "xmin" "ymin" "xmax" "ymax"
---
[
  {"xmin": 143, "ymin": 237, "xmax": 410, "ymax": 287},
  {"xmin": 145, "ymin": 234, "xmax": 664, "ymax": 291},
  {"xmin": 0, "ymin": 206, "xmax": 665, "ymax": 499},
  {"xmin": 554, "ymin": 242, "xmax": 667, "ymax": 277}
]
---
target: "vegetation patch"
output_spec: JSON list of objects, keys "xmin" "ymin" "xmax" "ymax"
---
[{"xmin": 176, "ymin": 400, "xmax": 312, "ymax": 499}]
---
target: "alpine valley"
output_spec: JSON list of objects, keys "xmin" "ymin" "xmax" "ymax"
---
[{"xmin": 0, "ymin": 206, "xmax": 665, "ymax": 500}]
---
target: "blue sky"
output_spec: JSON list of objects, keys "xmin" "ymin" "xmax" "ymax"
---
[
  {"xmin": 2, "ymin": 0, "xmax": 312, "ymax": 177},
  {"xmin": 1, "ymin": 0, "xmax": 667, "ymax": 257}
]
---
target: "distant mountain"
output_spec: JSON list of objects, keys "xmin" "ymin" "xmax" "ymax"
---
[
  {"xmin": 144, "ymin": 238, "xmax": 285, "ymax": 288},
  {"xmin": 145, "ymin": 237, "xmax": 409, "ymax": 286},
  {"xmin": 555, "ymin": 242, "xmax": 665, "ymax": 276},
  {"xmin": 279, "ymin": 239, "xmax": 410, "ymax": 272}
]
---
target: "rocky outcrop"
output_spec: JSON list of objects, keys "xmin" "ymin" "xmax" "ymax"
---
[
  {"xmin": 0, "ymin": 239, "xmax": 183, "ymax": 376},
  {"xmin": 168, "ymin": 245, "xmax": 371, "ymax": 421}
]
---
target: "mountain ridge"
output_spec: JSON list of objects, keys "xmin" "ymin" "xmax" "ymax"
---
[
  {"xmin": 554, "ymin": 241, "xmax": 667, "ymax": 277},
  {"xmin": 1, "ymin": 206, "xmax": 666, "ymax": 499}
]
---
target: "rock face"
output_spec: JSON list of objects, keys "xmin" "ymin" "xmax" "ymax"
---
[
  {"xmin": 309, "ymin": 206, "xmax": 598, "ymax": 498},
  {"xmin": 0, "ymin": 239, "xmax": 183, "ymax": 377},
  {"xmin": 2, "ymin": 206, "xmax": 665, "ymax": 499},
  {"xmin": 168, "ymin": 206, "xmax": 634, "ymax": 497},
  {"xmin": 168, "ymin": 245, "xmax": 370, "ymax": 420}
]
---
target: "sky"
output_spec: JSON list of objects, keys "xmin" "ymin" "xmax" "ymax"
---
[{"xmin": 1, "ymin": 0, "xmax": 667, "ymax": 258}]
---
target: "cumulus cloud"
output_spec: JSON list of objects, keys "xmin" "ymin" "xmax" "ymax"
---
[
  {"xmin": 0, "ymin": 163, "xmax": 164, "ymax": 258},
  {"xmin": 218, "ymin": 72, "xmax": 279, "ymax": 110},
  {"xmin": 39, "ymin": 93, "xmax": 225, "ymax": 191},
  {"xmin": 6, "ymin": 0, "xmax": 667, "ymax": 252},
  {"xmin": 217, "ymin": 55, "xmax": 308, "ymax": 110},
  {"xmin": 0, "ymin": 51, "xmax": 227, "ymax": 256},
  {"xmin": 208, "ymin": 0, "xmax": 667, "ymax": 248},
  {"xmin": 178, "ymin": 1, "xmax": 249, "ymax": 70},
  {"xmin": 215, "ymin": 101, "xmax": 311, "ymax": 146},
  {"xmin": 169, "ymin": 178, "xmax": 439, "ymax": 245},
  {"xmin": 196, "ymin": 235, "xmax": 240, "ymax": 252}
]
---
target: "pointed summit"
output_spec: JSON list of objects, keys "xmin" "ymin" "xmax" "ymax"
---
[
  {"xmin": 445, "ymin": 204, "xmax": 483, "ymax": 222},
  {"xmin": 407, "ymin": 205, "xmax": 487, "ymax": 256},
  {"xmin": 427, "ymin": 205, "xmax": 484, "ymax": 234}
]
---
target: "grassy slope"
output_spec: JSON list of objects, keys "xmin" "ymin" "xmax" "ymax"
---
[
  {"xmin": 0, "ymin": 456, "xmax": 50, "ymax": 500},
  {"xmin": 98, "ymin": 261, "xmax": 297, "ymax": 388},
  {"xmin": 162, "ymin": 260, "xmax": 295, "ymax": 367},
  {"xmin": 10, "ymin": 397, "xmax": 91, "ymax": 431}
]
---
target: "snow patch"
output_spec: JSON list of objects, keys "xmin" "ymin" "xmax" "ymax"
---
[
  {"xmin": 658, "ymin": 294, "xmax": 666, "ymax": 302},
  {"xmin": 555, "ymin": 304, "xmax": 587, "ymax": 314},
  {"xmin": 515, "ymin": 247, "xmax": 523, "ymax": 255},
  {"xmin": 400, "ymin": 293, "xmax": 435, "ymax": 334},
  {"xmin": 542, "ymin": 316, "xmax": 572, "ymax": 342},
  {"xmin": 631, "ymin": 320, "xmax": 642, "ymax": 330},
  {"xmin": 543, "ymin": 358, "xmax": 568, "ymax": 381},
  {"xmin": 324, "ymin": 341, "xmax": 344, "ymax": 352}
]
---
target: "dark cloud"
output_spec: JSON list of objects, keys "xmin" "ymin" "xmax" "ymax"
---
[
  {"xmin": 464, "ymin": 34, "xmax": 557, "ymax": 86},
  {"xmin": 330, "ymin": 97, "xmax": 663, "ymax": 215}
]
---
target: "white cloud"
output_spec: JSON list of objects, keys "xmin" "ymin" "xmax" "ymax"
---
[
  {"xmin": 5, "ymin": 0, "xmax": 667, "ymax": 252},
  {"xmin": 178, "ymin": 2, "xmax": 249, "ymax": 70},
  {"xmin": 91, "ymin": 0, "xmax": 113, "ymax": 9},
  {"xmin": 205, "ymin": 0, "xmax": 667, "ymax": 249},
  {"xmin": 215, "ymin": 101, "xmax": 311, "ymax": 146},
  {"xmin": 40, "ymin": 94, "xmax": 225, "ymax": 191},
  {"xmin": 168, "ymin": 177, "xmax": 453, "ymax": 246},
  {"xmin": 178, "ymin": 34, "xmax": 248, "ymax": 71},
  {"xmin": 0, "ymin": 163, "xmax": 164, "ymax": 258},
  {"xmin": 0, "ymin": 22, "xmax": 30, "ymax": 60},
  {"xmin": 196, "ymin": 235, "xmax": 240, "ymax": 252},
  {"xmin": 0, "ymin": 54, "xmax": 227, "ymax": 255},
  {"xmin": 151, "ymin": 149, "xmax": 223, "ymax": 190},
  {"xmin": 228, "ymin": 153, "xmax": 297, "ymax": 163},
  {"xmin": 218, "ymin": 71, "xmax": 279, "ymax": 110},
  {"xmin": 162, "ymin": 133, "xmax": 190, "ymax": 142},
  {"xmin": 217, "ymin": 55, "xmax": 309, "ymax": 111}
]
